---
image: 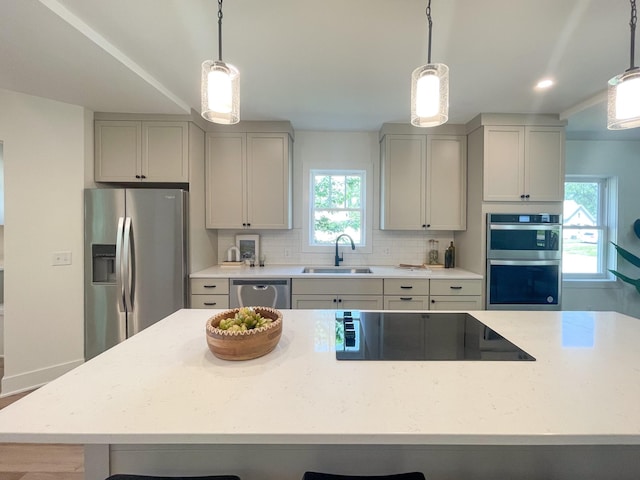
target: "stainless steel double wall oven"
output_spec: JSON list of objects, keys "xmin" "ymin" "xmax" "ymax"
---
[{"xmin": 486, "ymin": 213, "xmax": 562, "ymax": 310}]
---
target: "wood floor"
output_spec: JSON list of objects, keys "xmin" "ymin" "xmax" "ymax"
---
[{"xmin": 0, "ymin": 357, "xmax": 84, "ymax": 480}]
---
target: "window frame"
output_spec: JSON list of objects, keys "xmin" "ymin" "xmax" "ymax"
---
[{"xmin": 562, "ymin": 175, "xmax": 617, "ymax": 281}]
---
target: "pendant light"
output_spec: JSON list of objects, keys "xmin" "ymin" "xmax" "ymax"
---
[
  {"xmin": 411, "ymin": 0, "xmax": 449, "ymax": 127},
  {"xmin": 201, "ymin": 0, "xmax": 240, "ymax": 124},
  {"xmin": 608, "ymin": 0, "xmax": 640, "ymax": 130}
]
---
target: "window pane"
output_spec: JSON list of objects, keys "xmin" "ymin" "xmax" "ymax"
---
[
  {"xmin": 564, "ymin": 182, "xmax": 599, "ymax": 224},
  {"xmin": 313, "ymin": 210, "xmax": 361, "ymax": 244},
  {"xmin": 314, "ymin": 175, "xmax": 331, "ymax": 208}
]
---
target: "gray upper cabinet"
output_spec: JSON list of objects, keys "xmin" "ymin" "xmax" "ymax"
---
[
  {"xmin": 466, "ymin": 114, "xmax": 566, "ymax": 202},
  {"xmin": 482, "ymin": 125, "xmax": 565, "ymax": 202},
  {"xmin": 205, "ymin": 128, "xmax": 293, "ymax": 229},
  {"xmin": 95, "ymin": 120, "xmax": 189, "ymax": 183},
  {"xmin": 380, "ymin": 127, "xmax": 467, "ymax": 231}
]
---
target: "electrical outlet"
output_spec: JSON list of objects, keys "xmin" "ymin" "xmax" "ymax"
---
[
  {"xmin": 284, "ymin": 248, "xmax": 291, "ymax": 258},
  {"xmin": 52, "ymin": 251, "xmax": 72, "ymax": 266},
  {"xmin": 382, "ymin": 247, "xmax": 391, "ymax": 256}
]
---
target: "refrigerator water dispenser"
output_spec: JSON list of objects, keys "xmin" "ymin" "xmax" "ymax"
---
[{"xmin": 92, "ymin": 244, "xmax": 116, "ymax": 283}]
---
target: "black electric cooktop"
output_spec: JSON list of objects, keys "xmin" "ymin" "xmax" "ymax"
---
[{"xmin": 336, "ymin": 311, "xmax": 535, "ymax": 361}]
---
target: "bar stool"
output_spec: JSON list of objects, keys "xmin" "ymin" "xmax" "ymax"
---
[
  {"xmin": 303, "ymin": 472, "xmax": 426, "ymax": 480},
  {"xmin": 106, "ymin": 475, "xmax": 241, "ymax": 480}
]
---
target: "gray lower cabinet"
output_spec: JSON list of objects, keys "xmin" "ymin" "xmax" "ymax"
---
[
  {"xmin": 291, "ymin": 278, "xmax": 384, "ymax": 310},
  {"xmin": 429, "ymin": 279, "xmax": 482, "ymax": 310},
  {"xmin": 383, "ymin": 278, "xmax": 430, "ymax": 310},
  {"xmin": 190, "ymin": 278, "xmax": 229, "ymax": 309}
]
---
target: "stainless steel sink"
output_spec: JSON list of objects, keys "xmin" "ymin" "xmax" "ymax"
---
[{"xmin": 302, "ymin": 267, "xmax": 373, "ymax": 274}]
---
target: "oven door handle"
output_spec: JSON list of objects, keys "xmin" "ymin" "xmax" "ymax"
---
[
  {"xmin": 489, "ymin": 259, "xmax": 560, "ymax": 266},
  {"xmin": 489, "ymin": 224, "xmax": 560, "ymax": 231}
]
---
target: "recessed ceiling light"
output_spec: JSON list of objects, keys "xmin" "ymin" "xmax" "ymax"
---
[{"xmin": 535, "ymin": 79, "xmax": 554, "ymax": 90}]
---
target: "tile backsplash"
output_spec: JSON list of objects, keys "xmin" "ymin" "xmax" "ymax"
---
[{"xmin": 217, "ymin": 229, "xmax": 454, "ymax": 267}]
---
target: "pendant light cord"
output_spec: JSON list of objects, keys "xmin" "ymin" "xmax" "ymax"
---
[
  {"xmin": 426, "ymin": 0, "xmax": 433, "ymax": 64},
  {"xmin": 218, "ymin": 0, "xmax": 224, "ymax": 61}
]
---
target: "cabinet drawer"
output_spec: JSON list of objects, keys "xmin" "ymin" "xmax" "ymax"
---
[
  {"xmin": 292, "ymin": 278, "xmax": 383, "ymax": 295},
  {"xmin": 384, "ymin": 296, "xmax": 430, "ymax": 310},
  {"xmin": 429, "ymin": 279, "xmax": 481, "ymax": 296},
  {"xmin": 190, "ymin": 278, "xmax": 229, "ymax": 295},
  {"xmin": 190, "ymin": 294, "xmax": 229, "ymax": 309},
  {"xmin": 383, "ymin": 278, "xmax": 429, "ymax": 295},
  {"xmin": 429, "ymin": 295, "xmax": 482, "ymax": 310}
]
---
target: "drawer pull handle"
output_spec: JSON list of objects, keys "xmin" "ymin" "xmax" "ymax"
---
[
  {"xmin": 400, "ymin": 297, "xmax": 413, "ymax": 301},
  {"xmin": 203, "ymin": 285, "xmax": 217, "ymax": 289},
  {"xmin": 400, "ymin": 286, "xmax": 413, "ymax": 289},
  {"xmin": 204, "ymin": 302, "xmax": 217, "ymax": 306},
  {"xmin": 450, "ymin": 286, "xmax": 463, "ymax": 290}
]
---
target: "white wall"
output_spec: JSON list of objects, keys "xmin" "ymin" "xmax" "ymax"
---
[
  {"xmin": 563, "ymin": 140, "xmax": 640, "ymax": 319},
  {"xmin": 0, "ymin": 88, "xmax": 88, "ymax": 395}
]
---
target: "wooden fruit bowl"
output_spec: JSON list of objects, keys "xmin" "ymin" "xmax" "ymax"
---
[{"xmin": 205, "ymin": 307, "xmax": 283, "ymax": 360}]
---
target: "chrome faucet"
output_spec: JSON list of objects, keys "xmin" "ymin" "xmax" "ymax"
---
[{"xmin": 334, "ymin": 234, "xmax": 355, "ymax": 266}]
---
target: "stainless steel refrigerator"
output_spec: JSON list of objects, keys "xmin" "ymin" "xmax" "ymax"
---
[{"xmin": 84, "ymin": 188, "xmax": 188, "ymax": 360}]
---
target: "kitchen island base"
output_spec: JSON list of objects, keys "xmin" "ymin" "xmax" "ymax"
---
[{"xmin": 87, "ymin": 443, "xmax": 640, "ymax": 480}]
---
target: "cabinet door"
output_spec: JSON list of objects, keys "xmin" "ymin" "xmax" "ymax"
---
[
  {"xmin": 292, "ymin": 294, "xmax": 336, "ymax": 309},
  {"xmin": 426, "ymin": 135, "xmax": 467, "ymax": 230},
  {"xmin": 429, "ymin": 295, "xmax": 483, "ymax": 310},
  {"xmin": 95, "ymin": 121, "xmax": 141, "ymax": 182},
  {"xmin": 142, "ymin": 122, "xmax": 189, "ymax": 182},
  {"xmin": 206, "ymin": 133, "xmax": 246, "ymax": 228},
  {"xmin": 380, "ymin": 135, "xmax": 425, "ymax": 230},
  {"xmin": 246, "ymin": 133, "xmax": 292, "ymax": 229},
  {"xmin": 525, "ymin": 126, "xmax": 565, "ymax": 201},
  {"xmin": 340, "ymin": 295, "xmax": 383, "ymax": 310},
  {"xmin": 483, "ymin": 126, "xmax": 525, "ymax": 201}
]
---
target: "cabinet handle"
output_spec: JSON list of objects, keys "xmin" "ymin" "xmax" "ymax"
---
[
  {"xmin": 426, "ymin": 224, "xmax": 431, "ymax": 228},
  {"xmin": 520, "ymin": 194, "xmax": 525, "ymax": 199},
  {"xmin": 525, "ymin": 194, "xmax": 530, "ymax": 199},
  {"xmin": 338, "ymin": 298, "xmax": 342, "ymax": 303},
  {"xmin": 247, "ymin": 223, "xmax": 251, "ymax": 227},
  {"xmin": 135, "ymin": 175, "xmax": 141, "ymax": 179},
  {"xmin": 400, "ymin": 297, "xmax": 413, "ymax": 301},
  {"xmin": 422, "ymin": 224, "xmax": 427, "ymax": 228},
  {"xmin": 450, "ymin": 286, "xmax": 463, "ymax": 290},
  {"xmin": 431, "ymin": 299, "xmax": 436, "ymax": 303},
  {"xmin": 203, "ymin": 285, "xmax": 217, "ymax": 289},
  {"xmin": 400, "ymin": 285, "xmax": 413, "ymax": 289},
  {"xmin": 203, "ymin": 302, "xmax": 217, "ymax": 306},
  {"xmin": 333, "ymin": 298, "xmax": 337, "ymax": 303}
]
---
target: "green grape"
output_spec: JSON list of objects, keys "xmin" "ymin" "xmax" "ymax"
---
[{"xmin": 217, "ymin": 307, "xmax": 274, "ymax": 331}]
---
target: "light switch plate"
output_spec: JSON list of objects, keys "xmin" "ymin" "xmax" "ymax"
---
[{"xmin": 52, "ymin": 251, "xmax": 72, "ymax": 266}]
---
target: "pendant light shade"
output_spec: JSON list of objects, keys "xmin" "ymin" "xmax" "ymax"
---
[
  {"xmin": 411, "ymin": 64, "xmax": 449, "ymax": 127},
  {"xmin": 201, "ymin": 0, "xmax": 240, "ymax": 125},
  {"xmin": 201, "ymin": 60, "xmax": 240, "ymax": 124},
  {"xmin": 411, "ymin": 0, "xmax": 449, "ymax": 128},
  {"xmin": 607, "ymin": 0, "xmax": 640, "ymax": 129}
]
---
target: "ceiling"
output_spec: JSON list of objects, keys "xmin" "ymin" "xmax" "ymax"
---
[{"xmin": 1, "ymin": 0, "xmax": 640, "ymax": 139}]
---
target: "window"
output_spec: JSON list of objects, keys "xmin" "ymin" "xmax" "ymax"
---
[
  {"xmin": 310, "ymin": 170, "xmax": 365, "ymax": 246},
  {"xmin": 563, "ymin": 176, "xmax": 616, "ymax": 279}
]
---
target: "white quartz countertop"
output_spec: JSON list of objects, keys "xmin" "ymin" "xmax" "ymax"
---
[
  {"xmin": 190, "ymin": 264, "xmax": 482, "ymax": 279},
  {"xmin": 0, "ymin": 309, "xmax": 639, "ymax": 446}
]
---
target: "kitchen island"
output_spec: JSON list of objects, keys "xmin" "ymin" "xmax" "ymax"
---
[{"xmin": 0, "ymin": 309, "xmax": 639, "ymax": 479}]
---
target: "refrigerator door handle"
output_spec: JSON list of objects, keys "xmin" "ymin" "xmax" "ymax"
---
[
  {"xmin": 115, "ymin": 216, "xmax": 126, "ymax": 313},
  {"xmin": 123, "ymin": 216, "xmax": 134, "ymax": 312}
]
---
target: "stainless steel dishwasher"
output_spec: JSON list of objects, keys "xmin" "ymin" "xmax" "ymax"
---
[{"xmin": 229, "ymin": 278, "xmax": 291, "ymax": 309}]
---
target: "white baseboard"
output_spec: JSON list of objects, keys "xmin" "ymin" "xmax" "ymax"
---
[{"xmin": 0, "ymin": 358, "xmax": 84, "ymax": 397}]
